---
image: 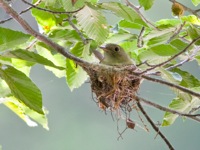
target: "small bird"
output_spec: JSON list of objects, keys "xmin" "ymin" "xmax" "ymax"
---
[{"xmin": 99, "ymin": 43, "xmax": 134, "ymax": 66}]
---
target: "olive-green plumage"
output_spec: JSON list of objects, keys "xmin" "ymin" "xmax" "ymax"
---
[{"xmin": 100, "ymin": 43, "xmax": 133, "ymax": 66}]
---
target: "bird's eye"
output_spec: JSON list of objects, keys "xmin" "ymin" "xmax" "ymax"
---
[{"xmin": 114, "ymin": 47, "xmax": 119, "ymax": 52}]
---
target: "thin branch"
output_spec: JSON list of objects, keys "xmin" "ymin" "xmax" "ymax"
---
[
  {"xmin": 66, "ymin": 15, "xmax": 89, "ymax": 45},
  {"xmin": 137, "ymin": 26, "xmax": 145, "ymax": 48},
  {"xmin": 169, "ymin": 0, "xmax": 200, "ymax": 18},
  {"xmin": 139, "ymin": 74, "xmax": 200, "ymax": 98},
  {"xmin": 166, "ymin": 46, "xmax": 200, "ymax": 70},
  {"xmin": 136, "ymin": 96, "xmax": 200, "ymax": 123},
  {"xmin": 166, "ymin": 21, "xmax": 186, "ymax": 44},
  {"xmin": 0, "ymin": 0, "xmax": 41, "ymax": 24},
  {"xmin": 124, "ymin": 0, "xmax": 158, "ymax": 30},
  {"xmin": 140, "ymin": 36, "xmax": 200, "ymax": 75},
  {"xmin": 0, "ymin": 0, "xmax": 89, "ymax": 67},
  {"xmin": 136, "ymin": 101, "xmax": 175, "ymax": 150},
  {"xmin": 21, "ymin": 0, "xmax": 84, "ymax": 14}
]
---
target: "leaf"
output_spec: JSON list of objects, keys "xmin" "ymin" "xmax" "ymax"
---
[
  {"xmin": 156, "ymin": 19, "xmax": 181, "ymax": 29},
  {"xmin": 169, "ymin": 39, "xmax": 189, "ymax": 51},
  {"xmin": 149, "ymin": 44, "xmax": 180, "ymax": 56},
  {"xmin": 119, "ymin": 19, "xmax": 143, "ymax": 30},
  {"xmin": 76, "ymin": 4, "xmax": 109, "ymax": 44},
  {"xmin": 31, "ymin": 2, "xmax": 57, "ymax": 31},
  {"xmin": 100, "ymin": 2, "xmax": 148, "ymax": 27},
  {"xmin": 187, "ymin": 25, "xmax": 200, "ymax": 45},
  {"xmin": 181, "ymin": 15, "xmax": 200, "ymax": 26},
  {"xmin": 66, "ymin": 60, "xmax": 88, "ymax": 91},
  {"xmin": 138, "ymin": 0, "xmax": 155, "ymax": 10},
  {"xmin": 0, "ymin": 65, "xmax": 43, "ymax": 114},
  {"xmin": 192, "ymin": 0, "xmax": 200, "ymax": 6},
  {"xmin": 36, "ymin": 43, "xmax": 66, "ymax": 78},
  {"xmin": 171, "ymin": 68, "xmax": 200, "ymax": 88},
  {"xmin": 0, "ymin": 27, "xmax": 31, "ymax": 51},
  {"xmin": 3, "ymin": 49, "xmax": 64, "ymax": 70},
  {"xmin": 162, "ymin": 96, "xmax": 200, "ymax": 126},
  {"xmin": 4, "ymin": 96, "xmax": 48, "ymax": 129},
  {"xmin": 66, "ymin": 42, "xmax": 90, "ymax": 91}
]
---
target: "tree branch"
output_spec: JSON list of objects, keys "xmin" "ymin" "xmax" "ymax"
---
[
  {"xmin": 0, "ymin": 0, "xmax": 41, "ymax": 24},
  {"xmin": 139, "ymin": 74, "xmax": 200, "ymax": 98},
  {"xmin": 124, "ymin": 0, "xmax": 158, "ymax": 30},
  {"xmin": 0, "ymin": 0, "xmax": 89, "ymax": 67},
  {"xmin": 136, "ymin": 101, "xmax": 175, "ymax": 150},
  {"xmin": 140, "ymin": 36, "xmax": 200, "ymax": 75},
  {"xmin": 136, "ymin": 96, "xmax": 200, "ymax": 123},
  {"xmin": 21, "ymin": 0, "xmax": 84, "ymax": 14}
]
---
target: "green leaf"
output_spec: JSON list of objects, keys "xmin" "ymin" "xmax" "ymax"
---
[
  {"xmin": 0, "ymin": 78, "xmax": 11, "ymax": 98},
  {"xmin": 162, "ymin": 97, "xmax": 200, "ymax": 126},
  {"xmin": 187, "ymin": 25, "xmax": 200, "ymax": 45},
  {"xmin": 181, "ymin": 15, "xmax": 200, "ymax": 26},
  {"xmin": 0, "ymin": 27, "xmax": 31, "ymax": 52},
  {"xmin": 66, "ymin": 42, "xmax": 89, "ymax": 91},
  {"xmin": 156, "ymin": 19, "xmax": 181, "ymax": 29},
  {"xmin": 31, "ymin": 2, "xmax": 57, "ymax": 31},
  {"xmin": 0, "ymin": 65, "xmax": 43, "ymax": 114},
  {"xmin": 66, "ymin": 60, "xmax": 88, "ymax": 91},
  {"xmin": 149, "ymin": 44, "xmax": 179, "ymax": 56},
  {"xmin": 100, "ymin": 2, "xmax": 148, "ymax": 27},
  {"xmin": 76, "ymin": 4, "xmax": 109, "ymax": 44},
  {"xmin": 3, "ymin": 49, "xmax": 64, "ymax": 70},
  {"xmin": 138, "ymin": 0, "xmax": 155, "ymax": 10},
  {"xmin": 36, "ymin": 43, "xmax": 66, "ymax": 78},
  {"xmin": 4, "ymin": 96, "xmax": 48, "ymax": 129},
  {"xmin": 169, "ymin": 39, "xmax": 189, "ymax": 51},
  {"xmin": 171, "ymin": 68, "xmax": 200, "ymax": 88},
  {"xmin": 119, "ymin": 20, "xmax": 143, "ymax": 30},
  {"xmin": 192, "ymin": 0, "xmax": 200, "ymax": 6}
]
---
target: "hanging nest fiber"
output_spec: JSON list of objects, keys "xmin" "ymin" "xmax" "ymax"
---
[{"xmin": 83, "ymin": 64, "xmax": 142, "ymax": 112}]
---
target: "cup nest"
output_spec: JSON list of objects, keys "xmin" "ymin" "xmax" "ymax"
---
[{"xmin": 84, "ymin": 64, "xmax": 142, "ymax": 112}]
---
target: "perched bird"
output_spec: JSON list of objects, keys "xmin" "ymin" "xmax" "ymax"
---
[{"xmin": 99, "ymin": 43, "xmax": 134, "ymax": 66}]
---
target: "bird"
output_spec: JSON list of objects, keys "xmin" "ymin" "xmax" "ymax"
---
[{"xmin": 99, "ymin": 43, "xmax": 134, "ymax": 66}]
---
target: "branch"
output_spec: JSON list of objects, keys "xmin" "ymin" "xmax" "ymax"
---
[
  {"xmin": 124, "ymin": 0, "xmax": 158, "ymax": 30},
  {"xmin": 169, "ymin": 0, "xmax": 200, "ymax": 18},
  {"xmin": 166, "ymin": 46, "xmax": 200, "ymax": 70},
  {"xmin": 136, "ymin": 101, "xmax": 175, "ymax": 150},
  {"xmin": 136, "ymin": 96, "xmax": 200, "ymax": 123},
  {"xmin": 0, "ymin": 0, "xmax": 89, "ymax": 67},
  {"xmin": 140, "ymin": 36, "xmax": 200, "ymax": 74},
  {"xmin": 0, "ymin": 0, "xmax": 41, "ymax": 24},
  {"xmin": 21, "ymin": 0, "xmax": 84, "ymax": 14},
  {"xmin": 137, "ymin": 26, "xmax": 145, "ymax": 48},
  {"xmin": 139, "ymin": 74, "xmax": 200, "ymax": 98}
]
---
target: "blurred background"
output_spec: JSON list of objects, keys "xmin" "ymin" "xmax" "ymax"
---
[{"xmin": 0, "ymin": 0, "xmax": 200, "ymax": 150}]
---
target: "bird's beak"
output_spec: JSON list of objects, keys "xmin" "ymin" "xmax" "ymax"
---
[{"xmin": 99, "ymin": 45, "xmax": 108, "ymax": 51}]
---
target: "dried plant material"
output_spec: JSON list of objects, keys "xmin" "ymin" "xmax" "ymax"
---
[
  {"xmin": 172, "ymin": 2, "xmax": 184, "ymax": 17},
  {"xmin": 126, "ymin": 118, "xmax": 135, "ymax": 129},
  {"xmin": 83, "ymin": 64, "xmax": 142, "ymax": 115}
]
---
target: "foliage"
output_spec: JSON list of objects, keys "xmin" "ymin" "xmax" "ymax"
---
[{"xmin": 0, "ymin": 0, "xmax": 200, "ymax": 137}]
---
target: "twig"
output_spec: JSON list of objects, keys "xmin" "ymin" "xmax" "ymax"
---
[
  {"xmin": 137, "ymin": 26, "xmax": 145, "ymax": 48},
  {"xmin": 139, "ymin": 74, "xmax": 200, "ymax": 98},
  {"xmin": 0, "ymin": 0, "xmax": 41, "ymax": 24},
  {"xmin": 169, "ymin": 0, "xmax": 200, "ymax": 18},
  {"xmin": 136, "ymin": 96, "xmax": 200, "ymax": 123},
  {"xmin": 21, "ymin": 0, "xmax": 84, "ymax": 14},
  {"xmin": 136, "ymin": 101, "xmax": 175, "ymax": 150},
  {"xmin": 140, "ymin": 36, "xmax": 200, "ymax": 75},
  {"xmin": 166, "ymin": 21, "xmax": 186, "ymax": 44},
  {"xmin": 166, "ymin": 46, "xmax": 200, "ymax": 70},
  {"xmin": 66, "ymin": 15, "xmax": 88, "ymax": 45},
  {"xmin": 0, "ymin": 0, "xmax": 89, "ymax": 67},
  {"xmin": 124, "ymin": 0, "xmax": 158, "ymax": 30}
]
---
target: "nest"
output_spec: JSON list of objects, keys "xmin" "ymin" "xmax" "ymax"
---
[{"xmin": 83, "ymin": 64, "xmax": 142, "ymax": 112}]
